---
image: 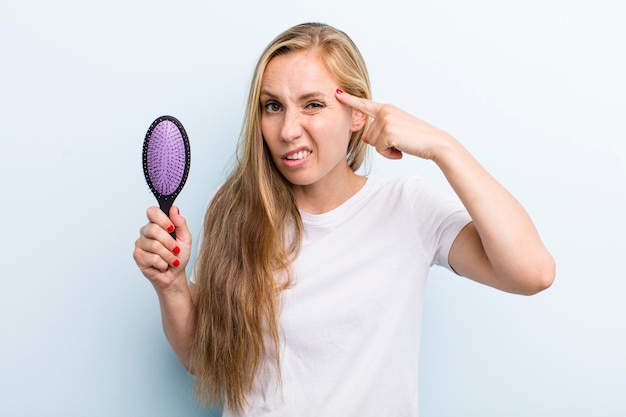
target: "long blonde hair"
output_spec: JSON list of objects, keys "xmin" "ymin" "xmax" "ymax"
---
[{"xmin": 191, "ymin": 22, "xmax": 371, "ymax": 412}]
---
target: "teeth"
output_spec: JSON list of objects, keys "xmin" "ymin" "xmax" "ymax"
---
[{"xmin": 286, "ymin": 151, "xmax": 311, "ymax": 160}]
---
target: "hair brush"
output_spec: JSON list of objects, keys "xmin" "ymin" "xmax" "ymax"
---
[{"xmin": 142, "ymin": 115, "xmax": 191, "ymax": 239}]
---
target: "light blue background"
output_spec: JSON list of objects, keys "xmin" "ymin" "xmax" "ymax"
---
[{"xmin": 1, "ymin": 0, "xmax": 624, "ymax": 416}]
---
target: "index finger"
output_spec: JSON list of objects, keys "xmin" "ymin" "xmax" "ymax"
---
[
  {"xmin": 335, "ymin": 89, "xmax": 381, "ymax": 117},
  {"xmin": 146, "ymin": 206, "xmax": 175, "ymax": 235}
]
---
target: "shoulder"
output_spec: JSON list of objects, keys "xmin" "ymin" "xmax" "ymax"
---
[
  {"xmin": 367, "ymin": 175, "xmax": 469, "ymax": 229},
  {"xmin": 366, "ymin": 174, "xmax": 439, "ymax": 206}
]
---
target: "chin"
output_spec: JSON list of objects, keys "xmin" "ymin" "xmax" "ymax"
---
[{"xmin": 282, "ymin": 173, "xmax": 319, "ymax": 187}]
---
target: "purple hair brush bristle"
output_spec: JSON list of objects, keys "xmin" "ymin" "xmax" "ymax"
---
[{"xmin": 142, "ymin": 115, "xmax": 191, "ymax": 238}]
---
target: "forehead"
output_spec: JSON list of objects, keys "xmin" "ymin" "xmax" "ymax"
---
[{"xmin": 261, "ymin": 50, "xmax": 337, "ymax": 93}]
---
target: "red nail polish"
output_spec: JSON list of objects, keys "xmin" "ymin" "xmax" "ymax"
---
[
  {"xmin": 173, "ymin": 246, "xmax": 180, "ymax": 255},
  {"xmin": 167, "ymin": 224, "xmax": 174, "ymax": 233},
  {"xmin": 173, "ymin": 259, "xmax": 180, "ymax": 267},
  {"xmin": 336, "ymin": 88, "xmax": 344, "ymax": 94},
  {"xmin": 177, "ymin": 207, "xmax": 180, "ymax": 215}
]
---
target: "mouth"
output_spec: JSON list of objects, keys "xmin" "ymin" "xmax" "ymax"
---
[{"xmin": 284, "ymin": 150, "xmax": 312, "ymax": 160}]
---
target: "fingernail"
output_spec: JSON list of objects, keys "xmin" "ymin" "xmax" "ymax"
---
[
  {"xmin": 336, "ymin": 88, "xmax": 343, "ymax": 94},
  {"xmin": 173, "ymin": 246, "xmax": 180, "ymax": 255},
  {"xmin": 177, "ymin": 207, "xmax": 180, "ymax": 215},
  {"xmin": 173, "ymin": 259, "xmax": 180, "ymax": 267},
  {"xmin": 167, "ymin": 224, "xmax": 175, "ymax": 233}
]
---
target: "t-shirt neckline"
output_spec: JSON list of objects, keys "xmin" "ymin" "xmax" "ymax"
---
[{"xmin": 298, "ymin": 176, "xmax": 378, "ymax": 227}]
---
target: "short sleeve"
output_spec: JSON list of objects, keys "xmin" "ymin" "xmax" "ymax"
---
[
  {"xmin": 432, "ymin": 209, "xmax": 472, "ymax": 270},
  {"xmin": 402, "ymin": 175, "xmax": 472, "ymax": 271}
]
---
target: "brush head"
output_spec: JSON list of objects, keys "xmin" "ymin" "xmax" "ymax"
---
[{"xmin": 142, "ymin": 115, "xmax": 190, "ymax": 214}]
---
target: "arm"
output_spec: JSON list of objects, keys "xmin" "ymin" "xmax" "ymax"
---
[
  {"xmin": 133, "ymin": 206, "xmax": 197, "ymax": 370},
  {"xmin": 434, "ymin": 138, "xmax": 555, "ymax": 295},
  {"xmin": 336, "ymin": 90, "xmax": 555, "ymax": 295}
]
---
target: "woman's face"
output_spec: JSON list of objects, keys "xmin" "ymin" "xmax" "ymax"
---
[{"xmin": 260, "ymin": 50, "xmax": 362, "ymax": 190}]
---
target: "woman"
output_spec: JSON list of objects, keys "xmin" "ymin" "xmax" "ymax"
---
[{"xmin": 133, "ymin": 22, "xmax": 555, "ymax": 416}]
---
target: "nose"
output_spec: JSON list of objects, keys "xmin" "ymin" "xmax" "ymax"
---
[{"xmin": 280, "ymin": 109, "xmax": 302, "ymax": 143}]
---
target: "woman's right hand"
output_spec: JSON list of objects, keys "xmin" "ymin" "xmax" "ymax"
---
[{"xmin": 133, "ymin": 206, "xmax": 192, "ymax": 293}]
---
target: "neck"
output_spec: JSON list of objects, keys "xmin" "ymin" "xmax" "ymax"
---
[{"xmin": 292, "ymin": 169, "xmax": 367, "ymax": 215}]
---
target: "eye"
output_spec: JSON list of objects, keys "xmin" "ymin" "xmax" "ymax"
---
[
  {"xmin": 264, "ymin": 101, "xmax": 282, "ymax": 113},
  {"xmin": 305, "ymin": 101, "xmax": 324, "ymax": 110}
]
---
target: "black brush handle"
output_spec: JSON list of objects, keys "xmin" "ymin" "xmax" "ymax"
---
[{"xmin": 158, "ymin": 198, "xmax": 176, "ymax": 240}]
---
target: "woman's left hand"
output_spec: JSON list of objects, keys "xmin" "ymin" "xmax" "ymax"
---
[{"xmin": 336, "ymin": 89, "xmax": 455, "ymax": 161}]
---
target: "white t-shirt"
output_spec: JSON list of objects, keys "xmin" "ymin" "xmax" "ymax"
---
[{"xmin": 223, "ymin": 175, "xmax": 472, "ymax": 417}]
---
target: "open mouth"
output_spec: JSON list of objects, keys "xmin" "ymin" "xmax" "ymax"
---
[{"xmin": 285, "ymin": 150, "xmax": 312, "ymax": 160}]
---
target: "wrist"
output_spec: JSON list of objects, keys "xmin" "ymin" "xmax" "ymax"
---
[
  {"xmin": 153, "ymin": 272, "xmax": 189, "ymax": 297},
  {"xmin": 430, "ymin": 133, "xmax": 463, "ymax": 167}
]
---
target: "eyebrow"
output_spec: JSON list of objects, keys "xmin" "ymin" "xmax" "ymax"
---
[{"xmin": 260, "ymin": 89, "xmax": 327, "ymax": 102}]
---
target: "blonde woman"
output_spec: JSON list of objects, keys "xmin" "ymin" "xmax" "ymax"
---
[{"xmin": 133, "ymin": 22, "xmax": 555, "ymax": 416}]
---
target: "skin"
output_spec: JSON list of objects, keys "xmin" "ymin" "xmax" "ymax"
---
[
  {"xmin": 133, "ymin": 49, "xmax": 555, "ymax": 371},
  {"xmin": 133, "ymin": 205, "xmax": 195, "ymax": 369},
  {"xmin": 260, "ymin": 50, "xmax": 368, "ymax": 214}
]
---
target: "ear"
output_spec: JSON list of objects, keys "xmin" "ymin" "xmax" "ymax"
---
[{"xmin": 350, "ymin": 108, "xmax": 367, "ymax": 132}]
